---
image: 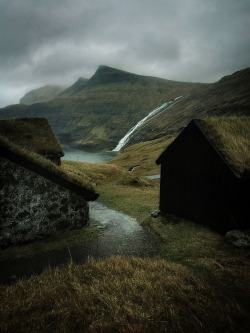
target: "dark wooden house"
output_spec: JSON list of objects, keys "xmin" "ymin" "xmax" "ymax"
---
[
  {"xmin": 156, "ymin": 117, "xmax": 250, "ymax": 233},
  {"xmin": 0, "ymin": 118, "xmax": 64, "ymax": 165}
]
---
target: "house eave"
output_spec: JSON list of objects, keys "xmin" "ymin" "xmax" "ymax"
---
[{"xmin": 0, "ymin": 146, "xmax": 99, "ymax": 201}]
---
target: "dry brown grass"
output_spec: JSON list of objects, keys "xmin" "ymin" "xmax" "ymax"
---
[
  {"xmin": 201, "ymin": 116, "xmax": 250, "ymax": 175},
  {"xmin": 0, "ymin": 257, "xmax": 248, "ymax": 333}
]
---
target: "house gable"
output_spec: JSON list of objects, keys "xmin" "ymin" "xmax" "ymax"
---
[{"xmin": 156, "ymin": 119, "xmax": 249, "ymax": 232}]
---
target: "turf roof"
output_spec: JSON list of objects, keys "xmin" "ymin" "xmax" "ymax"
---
[
  {"xmin": 0, "ymin": 130, "xmax": 98, "ymax": 201},
  {"xmin": 198, "ymin": 116, "xmax": 250, "ymax": 176},
  {"xmin": 0, "ymin": 118, "xmax": 63, "ymax": 155},
  {"xmin": 156, "ymin": 116, "xmax": 250, "ymax": 178}
]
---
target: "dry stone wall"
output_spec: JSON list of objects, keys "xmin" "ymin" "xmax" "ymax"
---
[{"xmin": 0, "ymin": 157, "xmax": 89, "ymax": 247}]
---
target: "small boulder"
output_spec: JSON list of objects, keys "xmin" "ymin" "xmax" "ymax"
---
[
  {"xmin": 151, "ymin": 210, "xmax": 161, "ymax": 218},
  {"xmin": 225, "ymin": 230, "xmax": 250, "ymax": 247}
]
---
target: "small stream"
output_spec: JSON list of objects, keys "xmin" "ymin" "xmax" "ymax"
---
[{"xmin": 0, "ymin": 201, "xmax": 158, "ymax": 284}]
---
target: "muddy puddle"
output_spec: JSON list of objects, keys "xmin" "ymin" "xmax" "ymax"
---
[{"xmin": 0, "ymin": 201, "xmax": 158, "ymax": 284}]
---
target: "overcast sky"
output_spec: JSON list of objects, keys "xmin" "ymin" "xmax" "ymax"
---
[{"xmin": 0, "ymin": 0, "xmax": 250, "ymax": 107}]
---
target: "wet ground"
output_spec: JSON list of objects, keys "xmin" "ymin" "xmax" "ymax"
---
[{"xmin": 0, "ymin": 201, "xmax": 158, "ymax": 284}]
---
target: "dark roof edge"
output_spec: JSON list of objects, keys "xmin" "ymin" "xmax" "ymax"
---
[
  {"xmin": 0, "ymin": 147, "xmax": 99, "ymax": 201},
  {"xmin": 155, "ymin": 129, "xmax": 184, "ymax": 165}
]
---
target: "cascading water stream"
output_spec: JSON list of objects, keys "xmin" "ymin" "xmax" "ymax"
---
[{"xmin": 112, "ymin": 96, "xmax": 183, "ymax": 152}]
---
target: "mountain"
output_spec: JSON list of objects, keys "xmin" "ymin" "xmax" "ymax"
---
[
  {"xmin": 1, "ymin": 65, "xmax": 250, "ymax": 151},
  {"xmin": 1, "ymin": 65, "xmax": 206, "ymax": 150},
  {"xmin": 20, "ymin": 85, "xmax": 66, "ymax": 105}
]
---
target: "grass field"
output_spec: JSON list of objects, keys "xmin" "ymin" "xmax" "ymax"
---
[
  {"xmin": 1, "ymin": 257, "xmax": 249, "ymax": 332},
  {"xmin": 1, "ymin": 136, "xmax": 250, "ymax": 332}
]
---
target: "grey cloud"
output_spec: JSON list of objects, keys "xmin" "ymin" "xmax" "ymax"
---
[{"xmin": 0, "ymin": 0, "xmax": 249, "ymax": 107}]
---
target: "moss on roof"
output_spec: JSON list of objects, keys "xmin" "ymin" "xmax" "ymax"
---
[
  {"xmin": 199, "ymin": 116, "xmax": 250, "ymax": 176},
  {"xmin": 0, "ymin": 135, "xmax": 98, "ymax": 200},
  {"xmin": 0, "ymin": 118, "xmax": 63, "ymax": 155}
]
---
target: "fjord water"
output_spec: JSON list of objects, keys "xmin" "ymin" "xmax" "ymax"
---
[{"xmin": 62, "ymin": 149, "xmax": 118, "ymax": 163}]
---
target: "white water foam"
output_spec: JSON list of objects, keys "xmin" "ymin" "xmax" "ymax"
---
[{"xmin": 113, "ymin": 96, "xmax": 182, "ymax": 151}]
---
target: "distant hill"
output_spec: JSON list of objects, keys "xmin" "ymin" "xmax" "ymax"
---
[
  {"xmin": 1, "ymin": 65, "xmax": 250, "ymax": 151},
  {"xmin": 20, "ymin": 85, "xmax": 66, "ymax": 105}
]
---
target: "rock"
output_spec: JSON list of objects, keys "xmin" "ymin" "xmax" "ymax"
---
[
  {"xmin": 151, "ymin": 210, "xmax": 161, "ymax": 218},
  {"xmin": 225, "ymin": 230, "xmax": 250, "ymax": 247}
]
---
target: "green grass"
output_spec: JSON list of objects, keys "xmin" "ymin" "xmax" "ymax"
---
[
  {"xmin": 109, "ymin": 136, "xmax": 174, "ymax": 176},
  {"xmin": 1, "ymin": 257, "xmax": 249, "ymax": 333},
  {"xmin": 63, "ymin": 160, "xmax": 158, "ymax": 221}
]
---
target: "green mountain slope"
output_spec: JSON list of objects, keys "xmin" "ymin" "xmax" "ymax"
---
[
  {"xmin": 58, "ymin": 77, "xmax": 89, "ymax": 97},
  {"xmin": 1, "ymin": 66, "xmax": 250, "ymax": 151},
  {"xmin": 20, "ymin": 85, "xmax": 66, "ymax": 105},
  {"xmin": 127, "ymin": 68, "xmax": 250, "ymax": 146}
]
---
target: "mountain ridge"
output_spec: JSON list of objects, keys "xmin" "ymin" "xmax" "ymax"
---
[{"xmin": 2, "ymin": 65, "xmax": 250, "ymax": 151}]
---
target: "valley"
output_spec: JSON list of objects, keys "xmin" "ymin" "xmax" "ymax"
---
[{"xmin": 1, "ymin": 65, "xmax": 250, "ymax": 332}]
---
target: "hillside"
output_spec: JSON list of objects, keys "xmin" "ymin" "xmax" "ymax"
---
[
  {"xmin": 1, "ymin": 66, "xmax": 250, "ymax": 151},
  {"xmin": 20, "ymin": 85, "xmax": 66, "ymax": 105},
  {"xmin": 125, "ymin": 68, "xmax": 250, "ymax": 146},
  {"xmin": 57, "ymin": 77, "xmax": 89, "ymax": 97}
]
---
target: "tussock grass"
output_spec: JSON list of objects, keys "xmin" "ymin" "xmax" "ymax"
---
[
  {"xmin": 0, "ymin": 257, "xmax": 248, "ymax": 333},
  {"xmin": 201, "ymin": 116, "xmax": 250, "ymax": 175},
  {"xmin": 144, "ymin": 215, "xmax": 250, "ymax": 312}
]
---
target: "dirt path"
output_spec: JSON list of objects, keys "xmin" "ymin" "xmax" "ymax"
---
[
  {"xmin": 87, "ymin": 201, "xmax": 158, "ymax": 257},
  {"xmin": 0, "ymin": 200, "xmax": 158, "ymax": 284}
]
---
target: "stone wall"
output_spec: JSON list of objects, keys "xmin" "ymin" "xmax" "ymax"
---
[{"xmin": 0, "ymin": 157, "xmax": 89, "ymax": 247}]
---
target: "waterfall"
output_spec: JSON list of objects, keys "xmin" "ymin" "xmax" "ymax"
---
[{"xmin": 112, "ymin": 96, "xmax": 182, "ymax": 152}]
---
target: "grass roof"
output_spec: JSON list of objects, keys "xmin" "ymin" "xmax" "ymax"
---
[
  {"xmin": 199, "ymin": 116, "xmax": 250, "ymax": 176},
  {"xmin": 0, "ymin": 135, "xmax": 98, "ymax": 200},
  {"xmin": 0, "ymin": 118, "xmax": 63, "ymax": 155}
]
